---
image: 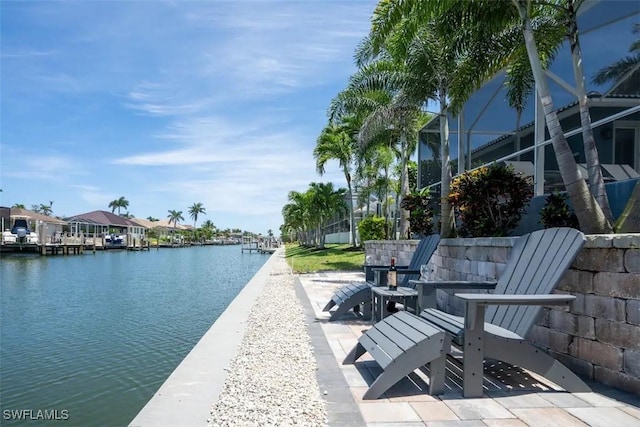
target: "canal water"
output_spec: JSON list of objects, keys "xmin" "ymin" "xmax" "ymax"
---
[{"xmin": 0, "ymin": 245, "xmax": 268, "ymax": 426}]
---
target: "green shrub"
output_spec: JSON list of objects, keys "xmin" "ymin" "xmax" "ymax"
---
[
  {"xmin": 448, "ymin": 163, "xmax": 533, "ymax": 237},
  {"xmin": 539, "ymin": 190, "xmax": 580, "ymax": 229},
  {"xmin": 357, "ymin": 216, "xmax": 387, "ymax": 242},
  {"xmin": 400, "ymin": 189, "xmax": 434, "ymax": 237}
]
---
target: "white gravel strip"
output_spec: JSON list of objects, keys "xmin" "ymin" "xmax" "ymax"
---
[{"xmin": 208, "ymin": 253, "xmax": 328, "ymax": 427}]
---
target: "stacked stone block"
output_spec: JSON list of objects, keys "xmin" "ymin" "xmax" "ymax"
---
[
  {"xmin": 536, "ymin": 235, "xmax": 640, "ymax": 395},
  {"xmin": 363, "ymin": 240, "xmax": 419, "ymax": 268},
  {"xmin": 429, "ymin": 237, "xmax": 516, "ymax": 316}
]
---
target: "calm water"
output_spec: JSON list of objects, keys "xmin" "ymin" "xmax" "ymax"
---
[{"xmin": 0, "ymin": 245, "xmax": 268, "ymax": 426}]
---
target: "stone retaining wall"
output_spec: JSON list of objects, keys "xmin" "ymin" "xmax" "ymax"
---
[
  {"xmin": 364, "ymin": 240, "xmax": 420, "ymax": 267},
  {"xmin": 364, "ymin": 234, "xmax": 640, "ymax": 396}
]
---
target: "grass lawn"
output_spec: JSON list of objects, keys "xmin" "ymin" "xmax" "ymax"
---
[{"xmin": 285, "ymin": 243, "xmax": 364, "ymax": 273}]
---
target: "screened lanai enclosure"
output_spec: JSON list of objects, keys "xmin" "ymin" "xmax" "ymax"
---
[{"xmin": 418, "ymin": 1, "xmax": 639, "ymax": 200}]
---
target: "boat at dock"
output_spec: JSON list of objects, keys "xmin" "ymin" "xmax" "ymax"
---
[{"xmin": 1, "ymin": 217, "xmax": 39, "ymax": 253}]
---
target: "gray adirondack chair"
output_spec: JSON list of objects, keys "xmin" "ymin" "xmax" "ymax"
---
[
  {"xmin": 344, "ymin": 228, "xmax": 590, "ymax": 399},
  {"xmin": 322, "ymin": 234, "xmax": 440, "ymax": 321}
]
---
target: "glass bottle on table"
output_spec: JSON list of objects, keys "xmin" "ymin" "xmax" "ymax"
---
[
  {"xmin": 388, "ymin": 257, "xmax": 397, "ymax": 290},
  {"xmin": 386, "ymin": 257, "xmax": 399, "ymax": 314}
]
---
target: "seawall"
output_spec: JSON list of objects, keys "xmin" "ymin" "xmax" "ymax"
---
[{"xmin": 129, "ymin": 249, "xmax": 280, "ymax": 427}]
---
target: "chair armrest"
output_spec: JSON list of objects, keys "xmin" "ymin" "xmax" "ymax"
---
[
  {"xmin": 370, "ymin": 266, "xmax": 409, "ymax": 272},
  {"xmin": 409, "ymin": 280, "xmax": 497, "ymax": 290},
  {"xmin": 364, "ymin": 264, "xmax": 401, "ymax": 281},
  {"xmin": 455, "ymin": 293, "xmax": 576, "ymax": 305},
  {"xmin": 397, "ymin": 269, "xmax": 420, "ymax": 275},
  {"xmin": 456, "ymin": 293, "xmax": 576, "ymax": 329}
]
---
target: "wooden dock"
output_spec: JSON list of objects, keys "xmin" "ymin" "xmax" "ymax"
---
[
  {"xmin": 241, "ymin": 236, "xmax": 279, "ymax": 254},
  {"xmin": 241, "ymin": 236, "xmax": 260, "ymax": 253},
  {"xmin": 1, "ymin": 235, "xmax": 152, "ymax": 256}
]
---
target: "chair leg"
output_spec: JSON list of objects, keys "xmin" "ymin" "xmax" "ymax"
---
[
  {"xmin": 362, "ymin": 368, "xmax": 412, "ymax": 400},
  {"xmin": 362, "ymin": 349, "xmax": 448, "ymax": 400},
  {"xmin": 361, "ymin": 300, "xmax": 372, "ymax": 320},
  {"xmin": 343, "ymin": 342, "xmax": 367, "ymax": 364},
  {"xmin": 428, "ymin": 335, "xmax": 450, "ymax": 395},
  {"xmin": 348, "ymin": 325, "xmax": 449, "ymax": 399},
  {"xmin": 328, "ymin": 288, "xmax": 371, "ymax": 321},
  {"xmin": 484, "ymin": 334, "xmax": 591, "ymax": 393},
  {"xmin": 329, "ymin": 302, "xmax": 354, "ymax": 321},
  {"xmin": 323, "ymin": 300, "xmax": 336, "ymax": 312}
]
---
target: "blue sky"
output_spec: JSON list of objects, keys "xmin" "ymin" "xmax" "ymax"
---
[{"xmin": 1, "ymin": 0, "xmax": 377, "ymax": 233}]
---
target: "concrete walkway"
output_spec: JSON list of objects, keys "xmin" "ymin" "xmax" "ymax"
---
[{"xmin": 299, "ymin": 270, "xmax": 640, "ymax": 427}]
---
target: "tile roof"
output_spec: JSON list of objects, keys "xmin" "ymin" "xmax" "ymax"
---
[
  {"xmin": 131, "ymin": 217, "xmax": 191, "ymax": 230},
  {"xmin": 9, "ymin": 208, "xmax": 68, "ymax": 225},
  {"xmin": 65, "ymin": 210, "xmax": 138, "ymax": 227}
]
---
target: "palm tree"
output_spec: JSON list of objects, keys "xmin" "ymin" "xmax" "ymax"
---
[
  {"xmin": 368, "ymin": 0, "xmax": 612, "ymax": 234},
  {"xmin": 39, "ymin": 203, "xmax": 53, "ymax": 216},
  {"xmin": 309, "ymin": 182, "xmax": 348, "ymax": 249},
  {"xmin": 12, "ymin": 203, "xmax": 25, "ymax": 209},
  {"xmin": 282, "ymin": 190, "xmax": 314, "ymax": 246},
  {"xmin": 108, "ymin": 196, "xmax": 129, "ymax": 215},
  {"xmin": 146, "ymin": 216, "xmax": 159, "ymax": 222},
  {"xmin": 188, "ymin": 202, "xmax": 206, "ymax": 228},
  {"xmin": 167, "ymin": 210, "xmax": 184, "ymax": 232},
  {"xmin": 511, "ymin": 0, "xmax": 611, "ymax": 233},
  {"xmin": 330, "ymin": 59, "xmax": 425, "ymax": 238},
  {"xmin": 314, "ymin": 121, "xmax": 358, "ymax": 247},
  {"xmin": 593, "ymin": 23, "xmax": 640, "ymax": 95},
  {"xmin": 364, "ymin": 15, "xmax": 482, "ymax": 238},
  {"xmin": 201, "ymin": 219, "xmax": 215, "ymax": 230},
  {"xmin": 355, "ymin": 143, "xmax": 396, "ymax": 233},
  {"xmin": 108, "ymin": 199, "xmax": 118, "ymax": 213},
  {"xmin": 557, "ymin": 0, "xmax": 612, "ymax": 222},
  {"xmin": 330, "ymin": 87, "xmax": 396, "ymax": 236},
  {"xmin": 450, "ymin": 0, "xmax": 613, "ymax": 224},
  {"xmin": 200, "ymin": 219, "xmax": 216, "ymax": 241}
]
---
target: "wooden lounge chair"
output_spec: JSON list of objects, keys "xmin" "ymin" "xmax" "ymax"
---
[
  {"xmin": 344, "ymin": 227, "xmax": 590, "ymax": 399},
  {"xmin": 322, "ymin": 234, "xmax": 440, "ymax": 321}
]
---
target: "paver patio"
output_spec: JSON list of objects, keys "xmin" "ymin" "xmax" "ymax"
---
[{"xmin": 297, "ymin": 270, "xmax": 640, "ymax": 427}]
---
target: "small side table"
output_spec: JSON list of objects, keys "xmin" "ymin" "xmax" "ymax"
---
[{"xmin": 371, "ymin": 287, "xmax": 418, "ymax": 323}]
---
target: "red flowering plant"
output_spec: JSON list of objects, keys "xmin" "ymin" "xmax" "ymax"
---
[{"xmin": 448, "ymin": 163, "xmax": 533, "ymax": 237}]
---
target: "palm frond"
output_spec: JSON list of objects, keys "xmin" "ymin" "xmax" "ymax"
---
[{"xmin": 592, "ymin": 54, "xmax": 640, "ymax": 95}]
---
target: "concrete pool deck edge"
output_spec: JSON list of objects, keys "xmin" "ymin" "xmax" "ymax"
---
[{"xmin": 129, "ymin": 248, "xmax": 281, "ymax": 427}]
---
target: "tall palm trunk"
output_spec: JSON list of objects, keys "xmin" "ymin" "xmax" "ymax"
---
[
  {"xmin": 518, "ymin": 3, "xmax": 612, "ymax": 233},
  {"xmin": 384, "ymin": 165, "xmax": 391, "ymax": 238},
  {"xmin": 566, "ymin": 1, "xmax": 613, "ymax": 222},
  {"xmin": 398, "ymin": 133, "xmax": 411, "ymax": 239},
  {"xmin": 317, "ymin": 221, "xmax": 325, "ymax": 249},
  {"xmin": 439, "ymin": 89, "xmax": 455, "ymax": 238},
  {"xmin": 344, "ymin": 171, "xmax": 358, "ymax": 246}
]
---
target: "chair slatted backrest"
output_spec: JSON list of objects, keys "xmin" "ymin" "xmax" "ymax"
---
[
  {"xmin": 401, "ymin": 234, "xmax": 441, "ymax": 288},
  {"xmin": 487, "ymin": 228, "xmax": 585, "ymax": 338}
]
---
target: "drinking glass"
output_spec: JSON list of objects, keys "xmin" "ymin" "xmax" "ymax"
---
[{"xmin": 420, "ymin": 264, "xmax": 429, "ymax": 280}]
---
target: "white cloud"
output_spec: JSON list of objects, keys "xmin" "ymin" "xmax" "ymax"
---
[
  {"xmin": 0, "ymin": 48, "xmax": 58, "ymax": 58},
  {"xmin": 2, "ymin": 154, "xmax": 88, "ymax": 181},
  {"xmin": 1, "ymin": 0, "xmax": 374, "ymax": 232}
]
